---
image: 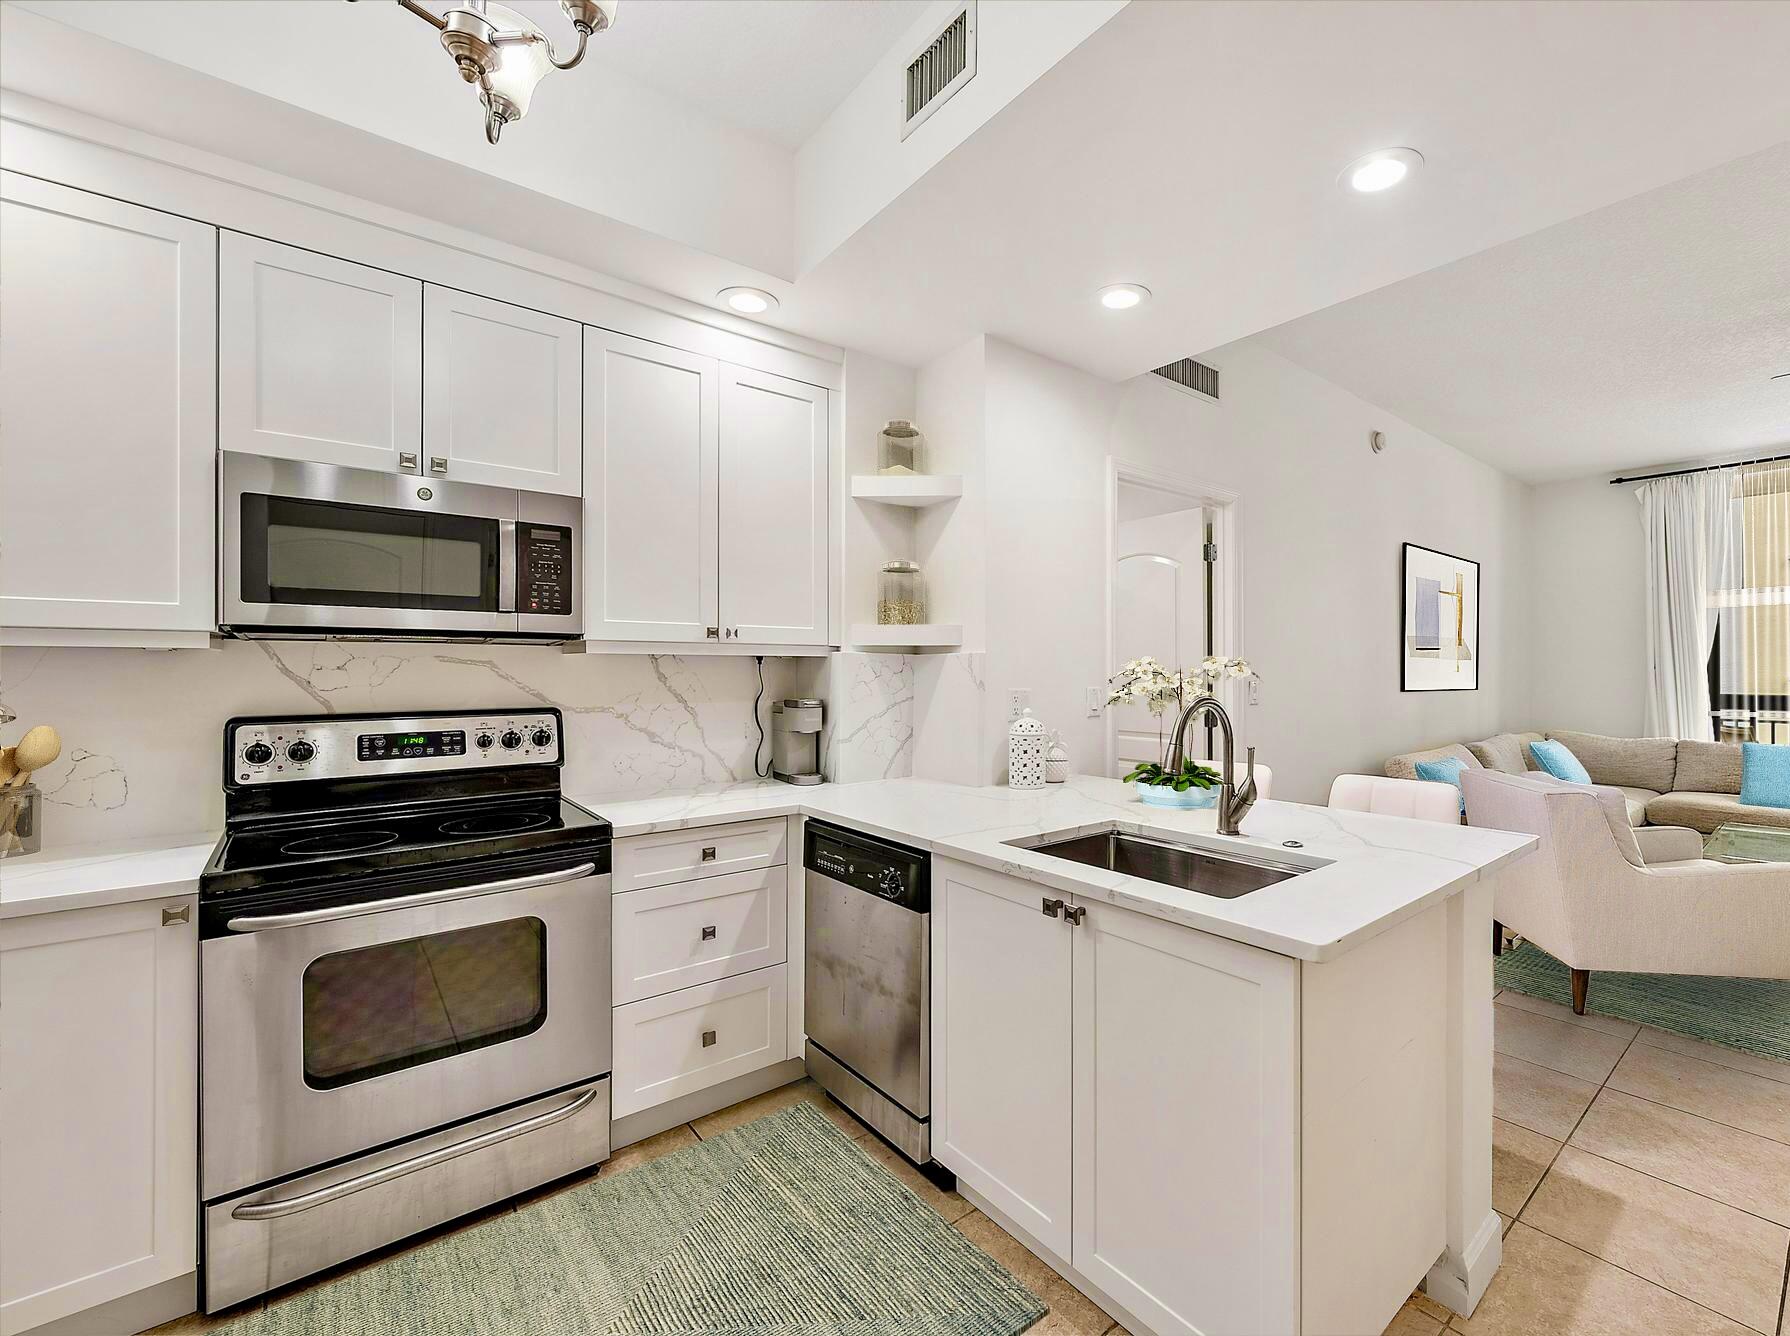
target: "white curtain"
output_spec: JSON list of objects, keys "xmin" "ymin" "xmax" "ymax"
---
[{"xmin": 1639, "ymin": 472, "xmax": 1737, "ymax": 739}]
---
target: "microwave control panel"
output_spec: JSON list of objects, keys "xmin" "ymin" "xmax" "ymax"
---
[{"xmin": 518, "ymin": 524, "xmax": 573, "ymax": 617}]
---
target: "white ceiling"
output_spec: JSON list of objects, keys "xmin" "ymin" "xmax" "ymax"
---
[
  {"xmin": 484, "ymin": 0, "xmax": 926, "ymax": 148},
  {"xmin": 7, "ymin": 0, "xmax": 1790, "ymax": 397},
  {"xmin": 1253, "ymin": 141, "xmax": 1790, "ymax": 484}
]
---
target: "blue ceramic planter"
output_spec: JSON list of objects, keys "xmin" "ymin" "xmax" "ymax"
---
[{"xmin": 1134, "ymin": 781, "xmax": 1218, "ymax": 810}]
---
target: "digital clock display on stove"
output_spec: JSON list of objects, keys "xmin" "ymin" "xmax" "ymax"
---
[{"xmin": 356, "ymin": 729, "xmax": 466, "ymax": 761}]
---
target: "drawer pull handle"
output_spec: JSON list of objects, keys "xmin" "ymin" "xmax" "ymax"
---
[
  {"xmin": 701, "ymin": 925, "xmax": 717, "ymax": 941},
  {"xmin": 700, "ymin": 846, "xmax": 717, "ymax": 862},
  {"xmin": 702, "ymin": 1029, "xmax": 717, "ymax": 1048},
  {"xmin": 1041, "ymin": 898, "xmax": 1065, "ymax": 919},
  {"xmin": 162, "ymin": 905, "xmax": 190, "ymax": 926}
]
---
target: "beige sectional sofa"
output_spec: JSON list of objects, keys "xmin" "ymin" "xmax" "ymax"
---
[{"xmin": 1386, "ymin": 729, "xmax": 1787, "ymax": 834}]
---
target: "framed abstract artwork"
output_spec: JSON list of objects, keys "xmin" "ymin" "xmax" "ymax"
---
[{"xmin": 1402, "ymin": 543, "xmax": 1480, "ymax": 691}]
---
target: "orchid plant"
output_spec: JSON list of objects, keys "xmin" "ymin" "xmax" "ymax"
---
[{"xmin": 1106, "ymin": 655, "xmax": 1258, "ymax": 790}]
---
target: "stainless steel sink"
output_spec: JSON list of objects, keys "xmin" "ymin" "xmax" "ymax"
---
[{"xmin": 1008, "ymin": 828, "xmax": 1309, "ymax": 900}]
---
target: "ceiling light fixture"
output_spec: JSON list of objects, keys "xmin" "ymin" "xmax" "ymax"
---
[
  {"xmin": 719, "ymin": 287, "xmax": 779, "ymax": 315},
  {"xmin": 1339, "ymin": 147, "xmax": 1423, "ymax": 194},
  {"xmin": 1098, "ymin": 283, "xmax": 1151, "ymax": 311},
  {"xmin": 357, "ymin": 0, "xmax": 618, "ymax": 144}
]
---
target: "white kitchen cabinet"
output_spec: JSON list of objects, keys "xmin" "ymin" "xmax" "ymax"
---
[
  {"xmin": 583, "ymin": 329, "xmax": 720, "ymax": 642},
  {"xmin": 933, "ymin": 860, "xmax": 1300, "ymax": 1336},
  {"xmin": 423, "ymin": 285, "xmax": 581, "ymax": 494},
  {"xmin": 932, "ymin": 861, "xmax": 1074, "ymax": 1258},
  {"xmin": 1070, "ymin": 898, "xmax": 1299, "ymax": 1336},
  {"xmin": 0, "ymin": 897, "xmax": 197, "ymax": 1335},
  {"xmin": 719, "ymin": 365, "xmax": 830, "ymax": 645},
  {"xmin": 0, "ymin": 173, "xmax": 216, "ymax": 640},
  {"xmin": 220, "ymin": 232, "xmax": 422, "ymax": 473},
  {"xmin": 611, "ymin": 964, "xmax": 790, "ymax": 1118}
]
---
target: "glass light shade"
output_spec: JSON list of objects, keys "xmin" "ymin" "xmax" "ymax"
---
[{"xmin": 483, "ymin": 3, "xmax": 554, "ymax": 120}]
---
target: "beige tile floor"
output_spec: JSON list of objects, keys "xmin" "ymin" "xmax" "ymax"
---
[{"xmin": 157, "ymin": 1006, "xmax": 1790, "ymax": 1336}]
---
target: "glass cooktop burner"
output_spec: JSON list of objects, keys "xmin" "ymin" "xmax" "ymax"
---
[
  {"xmin": 279, "ymin": 830, "xmax": 401, "ymax": 857},
  {"xmin": 438, "ymin": 811, "xmax": 554, "ymax": 837}
]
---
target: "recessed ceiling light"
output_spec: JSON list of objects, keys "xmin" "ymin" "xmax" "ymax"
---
[
  {"xmin": 1098, "ymin": 283, "xmax": 1151, "ymax": 310},
  {"xmin": 719, "ymin": 286, "xmax": 778, "ymax": 315},
  {"xmin": 1339, "ymin": 147, "xmax": 1424, "ymax": 194}
]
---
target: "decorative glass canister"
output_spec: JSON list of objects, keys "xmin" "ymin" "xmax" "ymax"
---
[
  {"xmin": 0, "ymin": 783, "xmax": 42, "ymax": 857},
  {"xmin": 878, "ymin": 420, "xmax": 925, "ymax": 475},
  {"xmin": 878, "ymin": 560, "xmax": 927, "ymax": 625}
]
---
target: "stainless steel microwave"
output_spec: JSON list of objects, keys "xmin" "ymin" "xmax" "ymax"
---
[{"xmin": 220, "ymin": 453, "xmax": 581, "ymax": 641}]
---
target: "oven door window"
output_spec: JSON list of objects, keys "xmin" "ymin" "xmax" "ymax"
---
[
  {"xmin": 240, "ymin": 494, "xmax": 500, "ymax": 612},
  {"xmin": 301, "ymin": 917, "xmax": 546, "ymax": 1089}
]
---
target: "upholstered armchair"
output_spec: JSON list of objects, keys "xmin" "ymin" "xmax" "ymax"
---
[{"xmin": 1460, "ymin": 768, "xmax": 1790, "ymax": 1012}]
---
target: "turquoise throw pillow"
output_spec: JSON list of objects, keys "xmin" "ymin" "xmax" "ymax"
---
[
  {"xmin": 1528, "ymin": 739, "xmax": 1591, "ymax": 784},
  {"xmin": 1414, "ymin": 756, "xmax": 1468, "ymax": 813},
  {"xmin": 1739, "ymin": 742, "xmax": 1790, "ymax": 809}
]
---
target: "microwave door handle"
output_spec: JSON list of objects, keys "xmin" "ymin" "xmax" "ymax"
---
[
  {"xmin": 224, "ymin": 861, "xmax": 598, "ymax": 933},
  {"xmin": 498, "ymin": 519, "xmax": 518, "ymax": 614},
  {"xmin": 230, "ymin": 1082, "xmax": 602, "ymax": 1221}
]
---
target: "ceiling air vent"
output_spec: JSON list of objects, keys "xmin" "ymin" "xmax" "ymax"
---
[
  {"xmin": 1150, "ymin": 358, "xmax": 1221, "ymax": 402},
  {"xmin": 902, "ymin": 3, "xmax": 976, "ymax": 140}
]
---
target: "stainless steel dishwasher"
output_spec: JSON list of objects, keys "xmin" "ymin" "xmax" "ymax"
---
[{"xmin": 804, "ymin": 820, "xmax": 946, "ymax": 1174}]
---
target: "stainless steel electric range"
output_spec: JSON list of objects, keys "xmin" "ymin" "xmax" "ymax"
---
[{"xmin": 197, "ymin": 709, "xmax": 612, "ymax": 1312}]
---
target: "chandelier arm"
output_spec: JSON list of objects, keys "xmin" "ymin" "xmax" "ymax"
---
[
  {"xmin": 394, "ymin": 0, "xmax": 448, "ymax": 31},
  {"xmin": 484, "ymin": 102, "xmax": 504, "ymax": 144},
  {"xmin": 487, "ymin": 21, "xmax": 591, "ymax": 69}
]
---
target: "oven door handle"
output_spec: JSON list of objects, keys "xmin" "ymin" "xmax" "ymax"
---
[
  {"xmin": 229, "ymin": 1083, "xmax": 603, "ymax": 1222},
  {"xmin": 224, "ymin": 861, "xmax": 600, "ymax": 933}
]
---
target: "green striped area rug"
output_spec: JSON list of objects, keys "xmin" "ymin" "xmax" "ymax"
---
[
  {"xmin": 226, "ymin": 1101, "xmax": 1046, "ymax": 1336},
  {"xmin": 1496, "ymin": 942, "xmax": 1790, "ymax": 1065}
]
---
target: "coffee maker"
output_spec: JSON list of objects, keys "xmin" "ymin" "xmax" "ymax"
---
[{"xmin": 771, "ymin": 699, "xmax": 824, "ymax": 785}]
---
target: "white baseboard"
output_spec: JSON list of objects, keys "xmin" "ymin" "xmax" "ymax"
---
[{"xmin": 1423, "ymin": 1208, "xmax": 1504, "ymax": 1317}]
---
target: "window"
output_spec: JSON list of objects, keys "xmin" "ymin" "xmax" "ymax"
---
[{"xmin": 1707, "ymin": 464, "xmax": 1790, "ymax": 742}]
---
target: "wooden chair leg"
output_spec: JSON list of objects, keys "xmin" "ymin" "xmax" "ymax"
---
[
  {"xmin": 1570, "ymin": 968, "xmax": 1589, "ymax": 1016},
  {"xmin": 1492, "ymin": 919, "xmax": 1504, "ymax": 956}
]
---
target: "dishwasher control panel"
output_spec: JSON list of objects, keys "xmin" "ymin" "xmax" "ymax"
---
[{"xmin": 804, "ymin": 821, "xmax": 929, "ymax": 913}]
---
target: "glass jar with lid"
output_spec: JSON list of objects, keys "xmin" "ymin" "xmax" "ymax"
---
[
  {"xmin": 878, "ymin": 420, "xmax": 925, "ymax": 476},
  {"xmin": 878, "ymin": 561, "xmax": 927, "ymax": 625}
]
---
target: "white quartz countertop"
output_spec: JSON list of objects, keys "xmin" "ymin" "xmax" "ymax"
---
[
  {"xmin": 578, "ymin": 775, "xmax": 1537, "ymax": 962},
  {"xmin": 0, "ymin": 831, "xmax": 218, "ymax": 920}
]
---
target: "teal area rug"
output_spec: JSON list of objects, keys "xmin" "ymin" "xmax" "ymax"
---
[
  {"xmin": 226, "ymin": 1101, "xmax": 1045, "ymax": 1335},
  {"xmin": 1496, "ymin": 942, "xmax": 1790, "ymax": 1065}
]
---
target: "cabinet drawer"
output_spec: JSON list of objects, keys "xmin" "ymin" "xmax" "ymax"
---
[
  {"xmin": 614, "ymin": 866, "xmax": 787, "ymax": 1004},
  {"xmin": 611, "ymin": 965, "xmax": 789, "ymax": 1118},
  {"xmin": 613, "ymin": 818, "xmax": 787, "ymax": 892}
]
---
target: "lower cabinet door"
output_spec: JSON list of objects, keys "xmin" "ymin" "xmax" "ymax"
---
[
  {"xmin": 0, "ymin": 898, "xmax": 197, "ymax": 1335},
  {"xmin": 932, "ymin": 861, "xmax": 1074, "ymax": 1260},
  {"xmin": 611, "ymin": 964, "xmax": 789, "ymax": 1118},
  {"xmin": 1069, "ymin": 901, "xmax": 1299, "ymax": 1336}
]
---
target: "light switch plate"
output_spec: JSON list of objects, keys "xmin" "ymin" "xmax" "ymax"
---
[{"xmin": 1085, "ymin": 686, "xmax": 1104, "ymax": 717}]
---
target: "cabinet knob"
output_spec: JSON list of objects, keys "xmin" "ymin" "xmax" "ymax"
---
[
  {"xmin": 161, "ymin": 904, "xmax": 190, "ymax": 926},
  {"xmin": 725, "ymin": 628, "xmax": 738, "ymax": 639},
  {"xmin": 398, "ymin": 452, "xmax": 419, "ymax": 474},
  {"xmin": 706, "ymin": 627, "xmax": 720, "ymax": 640},
  {"xmin": 1063, "ymin": 905, "xmax": 1087, "ymax": 927},
  {"xmin": 429, "ymin": 456, "xmax": 449, "ymax": 475},
  {"xmin": 700, "ymin": 846, "xmax": 717, "ymax": 862},
  {"xmin": 1041, "ymin": 898, "xmax": 1064, "ymax": 919},
  {"xmin": 701, "ymin": 925, "xmax": 717, "ymax": 941},
  {"xmin": 701, "ymin": 1029, "xmax": 717, "ymax": 1048}
]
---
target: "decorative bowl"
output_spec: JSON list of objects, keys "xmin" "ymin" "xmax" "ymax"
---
[{"xmin": 1134, "ymin": 781, "xmax": 1218, "ymax": 810}]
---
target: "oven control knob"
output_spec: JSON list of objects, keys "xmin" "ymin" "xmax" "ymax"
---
[
  {"xmin": 500, "ymin": 730, "xmax": 523, "ymax": 750},
  {"xmin": 243, "ymin": 742, "xmax": 273, "ymax": 766},
  {"xmin": 475, "ymin": 732, "xmax": 496, "ymax": 751},
  {"xmin": 530, "ymin": 728, "xmax": 553, "ymax": 749},
  {"xmin": 286, "ymin": 740, "xmax": 316, "ymax": 764}
]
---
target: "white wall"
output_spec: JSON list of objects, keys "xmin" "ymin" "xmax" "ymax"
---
[
  {"xmin": 953, "ymin": 336, "xmax": 1533, "ymax": 803},
  {"xmin": 1526, "ymin": 475, "xmax": 1649, "ymax": 737}
]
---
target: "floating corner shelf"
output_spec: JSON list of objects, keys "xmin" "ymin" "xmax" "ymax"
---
[
  {"xmin": 849, "ymin": 623, "xmax": 964, "ymax": 652},
  {"xmin": 849, "ymin": 474, "xmax": 963, "ymax": 508}
]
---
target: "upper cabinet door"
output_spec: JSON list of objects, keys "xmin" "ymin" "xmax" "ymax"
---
[
  {"xmin": 718, "ymin": 366, "xmax": 829, "ymax": 645},
  {"xmin": 0, "ymin": 173, "xmax": 216, "ymax": 634},
  {"xmin": 423, "ymin": 286, "xmax": 581, "ymax": 494},
  {"xmin": 219, "ymin": 232, "xmax": 422, "ymax": 473},
  {"xmin": 583, "ymin": 330, "xmax": 719, "ymax": 642}
]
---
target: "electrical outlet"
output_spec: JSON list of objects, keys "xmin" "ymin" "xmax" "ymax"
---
[
  {"xmin": 1008, "ymin": 688, "xmax": 1031, "ymax": 721},
  {"xmin": 1085, "ymin": 686, "xmax": 1104, "ymax": 718}
]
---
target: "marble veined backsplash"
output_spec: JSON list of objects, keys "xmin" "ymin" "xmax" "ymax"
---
[{"xmin": 0, "ymin": 640, "xmax": 875, "ymax": 850}]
